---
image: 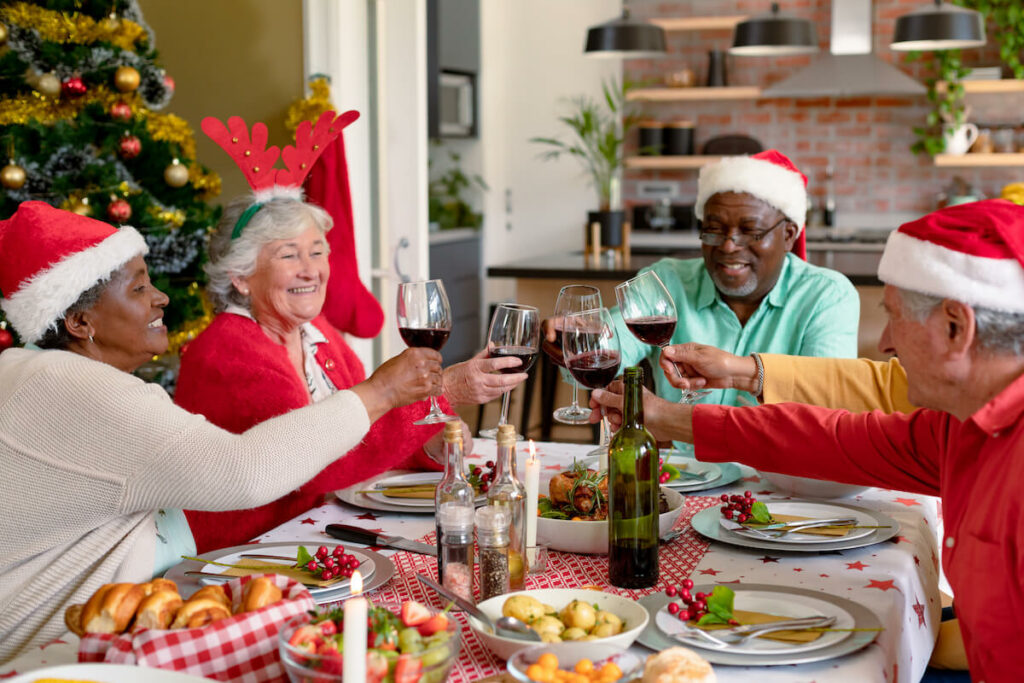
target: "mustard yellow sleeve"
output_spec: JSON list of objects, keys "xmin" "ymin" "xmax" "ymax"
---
[{"xmin": 759, "ymin": 354, "xmax": 914, "ymax": 414}]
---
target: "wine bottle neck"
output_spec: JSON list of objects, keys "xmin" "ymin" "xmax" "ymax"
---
[{"xmin": 622, "ymin": 375, "xmax": 644, "ymax": 428}]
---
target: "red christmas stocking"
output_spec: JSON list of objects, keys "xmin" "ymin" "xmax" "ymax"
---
[{"xmin": 304, "ymin": 133, "xmax": 385, "ymax": 338}]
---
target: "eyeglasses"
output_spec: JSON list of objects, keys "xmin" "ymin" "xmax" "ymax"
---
[{"xmin": 698, "ymin": 216, "xmax": 788, "ymax": 247}]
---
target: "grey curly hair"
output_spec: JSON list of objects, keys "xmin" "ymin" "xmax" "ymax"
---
[
  {"xmin": 898, "ymin": 288, "xmax": 1024, "ymax": 356},
  {"xmin": 206, "ymin": 194, "xmax": 333, "ymax": 313}
]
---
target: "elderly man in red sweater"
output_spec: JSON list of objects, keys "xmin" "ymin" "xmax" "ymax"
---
[{"xmin": 594, "ymin": 199, "xmax": 1024, "ymax": 683}]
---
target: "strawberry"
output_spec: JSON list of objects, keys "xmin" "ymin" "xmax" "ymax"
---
[
  {"xmin": 400, "ymin": 600, "xmax": 431, "ymax": 627},
  {"xmin": 315, "ymin": 641, "xmax": 343, "ymax": 673},
  {"xmin": 417, "ymin": 613, "xmax": 449, "ymax": 637},
  {"xmin": 315, "ymin": 619, "xmax": 337, "ymax": 637},
  {"xmin": 366, "ymin": 651, "xmax": 389, "ymax": 683},
  {"xmin": 287, "ymin": 624, "xmax": 323, "ymax": 652},
  {"xmin": 394, "ymin": 654, "xmax": 422, "ymax": 683}
]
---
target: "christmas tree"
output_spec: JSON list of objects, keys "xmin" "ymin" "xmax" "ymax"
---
[{"xmin": 0, "ymin": 0, "xmax": 221, "ymax": 354}]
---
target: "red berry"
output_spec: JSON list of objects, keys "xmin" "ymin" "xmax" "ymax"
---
[
  {"xmin": 680, "ymin": 589, "xmax": 692, "ymax": 603},
  {"xmin": 472, "ymin": 466, "xmax": 482, "ymax": 475},
  {"xmin": 324, "ymin": 557, "xmax": 335, "ymax": 569},
  {"xmin": 723, "ymin": 509, "xmax": 734, "ymax": 519},
  {"xmin": 665, "ymin": 586, "xmax": 677, "ymax": 597},
  {"xmin": 694, "ymin": 600, "xmax": 707, "ymax": 612},
  {"xmin": 481, "ymin": 483, "xmax": 490, "ymax": 492},
  {"xmin": 744, "ymin": 490, "xmax": 753, "ymax": 498},
  {"xmin": 485, "ymin": 460, "xmax": 495, "ymax": 468},
  {"xmin": 332, "ymin": 545, "xmax": 345, "ymax": 557},
  {"xmin": 695, "ymin": 592, "xmax": 706, "ymax": 601},
  {"xmin": 728, "ymin": 618, "xmax": 740, "ymax": 626},
  {"xmin": 667, "ymin": 602, "xmax": 680, "ymax": 615},
  {"xmin": 306, "ymin": 560, "xmax": 318, "ymax": 572},
  {"xmin": 678, "ymin": 609, "xmax": 691, "ymax": 621},
  {"xmin": 737, "ymin": 513, "xmax": 748, "ymax": 523},
  {"xmin": 316, "ymin": 545, "xmax": 329, "ymax": 558},
  {"xmin": 720, "ymin": 494, "xmax": 729, "ymax": 502},
  {"xmin": 682, "ymin": 579, "xmax": 694, "ymax": 590},
  {"xmin": 321, "ymin": 568, "xmax": 334, "ymax": 580}
]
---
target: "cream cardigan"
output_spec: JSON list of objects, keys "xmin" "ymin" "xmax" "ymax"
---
[{"xmin": 0, "ymin": 348, "xmax": 371, "ymax": 663}]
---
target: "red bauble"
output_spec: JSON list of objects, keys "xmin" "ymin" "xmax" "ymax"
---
[
  {"xmin": 110, "ymin": 101, "xmax": 132, "ymax": 122},
  {"xmin": 118, "ymin": 135, "xmax": 141, "ymax": 160},
  {"xmin": 163, "ymin": 74, "xmax": 175, "ymax": 92},
  {"xmin": 107, "ymin": 198, "xmax": 132, "ymax": 223},
  {"xmin": 0, "ymin": 327, "xmax": 13, "ymax": 352},
  {"xmin": 61, "ymin": 75, "xmax": 87, "ymax": 98}
]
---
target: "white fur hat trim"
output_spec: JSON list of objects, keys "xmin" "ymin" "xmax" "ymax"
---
[{"xmin": 695, "ymin": 155, "xmax": 808, "ymax": 231}]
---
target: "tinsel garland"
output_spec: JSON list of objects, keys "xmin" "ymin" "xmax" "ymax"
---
[
  {"xmin": 187, "ymin": 162, "xmax": 221, "ymax": 201},
  {"xmin": 0, "ymin": 2, "xmax": 148, "ymax": 51},
  {"xmin": 145, "ymin": 111, "xmax": 196, "ymax": 160},
  {"xmin": 0, "ymin": 85, "xmax": 142, "ymax": 125},
  {"xmin": 285, "ymin": 77, "xmax": 334, "ymax": 136}
]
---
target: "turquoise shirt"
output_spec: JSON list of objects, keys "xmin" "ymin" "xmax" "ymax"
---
[
  {"xmin": 153, "ymin": 508, "xmax": 197, "ymax": 576},
  {"xmin": 612, "ymin": 253, "xmax": 860, "ymax": 411}
]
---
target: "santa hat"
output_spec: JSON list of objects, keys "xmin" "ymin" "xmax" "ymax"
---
[
  {"xmin": 695, "ymin": 149, "xmax": 808, "ymax": 259},
  {"xmin": 878, "ymin": 199, "xmax": 1024, "ymax": 313},
  {"xmin": 0, "ymin": 201, "xmax": 148, "ymax": 344}
]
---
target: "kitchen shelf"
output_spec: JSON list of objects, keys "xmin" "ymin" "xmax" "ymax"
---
[
  {"xmin": 935, "ymin": 79, "xmax": 1024, "ymax": 94},
  {"xmin": 650, "ymin": 15, "xmax": 747, "ymax": 32},
  {"xmin": 627, "ymin": 86, "xmax": 763, "ymax": 102},
  {"xmin": 625, "ymin": 155, "xmax": 728, "ymax": 170},
  {"xmin": 934, "ymin": 153, "xmax": 1024, "ymax": 167}
]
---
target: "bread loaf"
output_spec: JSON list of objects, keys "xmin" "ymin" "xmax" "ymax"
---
[
  {"xmin": 190, "ymin": 584, "xmax": 231, "ymax": 610},
  {"xmin": 136, "ymin": 590, "xmax": 183, "ymax": 630},
  {"xmin": 81, "ymin": 583, "xmax": 146, "ymax": 634},
  {"xmin": 171, "ymin": 597, "xmax": 232, "ymax": 629},
  {"xmin": 238, "ymin": 577, "xmax": 283, "ymax": 613}
]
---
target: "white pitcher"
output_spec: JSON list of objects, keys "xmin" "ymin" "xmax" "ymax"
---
[{"xmin": 943, "ymin": 123, "xmax": 980, "ymax": 155}]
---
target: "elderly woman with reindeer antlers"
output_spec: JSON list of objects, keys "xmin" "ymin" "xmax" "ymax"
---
[{"xmin": 174, "ymin": 111, "xmax": 526, "ymax": 553}]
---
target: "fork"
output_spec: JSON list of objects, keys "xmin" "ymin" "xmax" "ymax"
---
[
  {"xmin": 740, "ymin": 518, "xmax": 858, "ymax": 539},
  {"xmin": 673, "ymin": 615, "xmax": 837, "ymax": 649}
]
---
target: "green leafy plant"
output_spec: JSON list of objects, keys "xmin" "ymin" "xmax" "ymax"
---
[
  {"xmin": 428, "ymin": 150, "xmax": 488, "ymax": 230},
  {"xmin": 530, "ymin": 78, "xmax": 640, "ymax": 211}
]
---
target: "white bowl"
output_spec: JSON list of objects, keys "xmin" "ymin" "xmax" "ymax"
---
[
  {"xmin": 467, "ymin": 588, "xmax": 649, "ymax": 661},
  {"xmin": 759, "ymin": 471, "xmax": 870, "ymax": 499},
  {"xmin": 537, "ymin": 486, "xmax": 684, "ymax": 554}
]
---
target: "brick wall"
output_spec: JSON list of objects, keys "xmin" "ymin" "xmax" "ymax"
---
[{"xmin": 624, "ymin": 0, "xmax": 1023, "ymax": 220}]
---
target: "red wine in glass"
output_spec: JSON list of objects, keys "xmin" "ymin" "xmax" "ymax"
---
[
  {"xmin": 489, "ymin": 345, "xmax": 537, "ymax": 374},
  {"xmin": 541, "ymin": 324, "xmax": 565, "ymax": 367},
  {"xmin": 399, "ymin": 327, "xmax": 451, "ymax": 351},
  {"xmin": 624, "ymin": 315, "xmax": 676, "ymax": 347},
  {"xmin": 567, "ymin": 349, "xmax": 621, "ymax": 390}
]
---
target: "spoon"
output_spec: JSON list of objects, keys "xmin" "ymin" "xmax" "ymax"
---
[{"xmin": 415, "ymin": 573, "xmax": 541, "ymax": 642}]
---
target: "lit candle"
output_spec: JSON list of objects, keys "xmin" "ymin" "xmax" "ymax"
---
[
  {"xmin": 343, "ymin": 570, "xmax": 367, "ymax": 682},
  {"xmin": 525, "ymin": 440, "xmax": 540, "ymax": 569}
]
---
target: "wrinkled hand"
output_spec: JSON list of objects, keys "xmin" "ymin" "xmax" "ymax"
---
[
  {"xmin": 660, "ymin": 343, "xmax": 759, "ymax": 394},
  {"xmin": 541, "ymin": 318, "xmax": 565, "ymax": 367},
  {"xmin": 588, "ymin": 380, "xmax": 695, "ymax": 444},
  {"xmin": 424, "ymin": 419, "xmax": 473, "ymax": 463},
  {"xmin": 356, "ymin": 347, "xmax": 443, "ymax": 421},
  {"xmin": 442, "ymin": 349, "xmax": 528, "ymax": 406}
]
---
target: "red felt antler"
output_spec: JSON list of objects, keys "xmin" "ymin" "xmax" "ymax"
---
[
  {"xmin": 277, "ymin": 110, "xmax": 360, "ymax": 187},
  {"xmin": 200, "ymin": 116, "xmax": 281, "ymax": 193}
]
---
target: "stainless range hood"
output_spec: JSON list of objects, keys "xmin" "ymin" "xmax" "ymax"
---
[{"xmin": 763, "ymin": 0, "xmax": 926, "ymax": 98}]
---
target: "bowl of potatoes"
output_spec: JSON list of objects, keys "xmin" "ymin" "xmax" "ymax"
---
[{"xmin": 466, "ymin": 588, "xmax": 649, "ymax": 661}]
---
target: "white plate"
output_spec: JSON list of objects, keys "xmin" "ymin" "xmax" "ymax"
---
[
  {"xmin": 200, "ymin": 544, "xmax": 374, "ymax": 596},
  {"xmin": 655, "ymin": 588, "xmax": 854, "ymax": 655},
  {"xmin": 339, "ymin": 470, "xmax": 485, "ymax": 512},
  {"xmin": 4, "ymin": 663, "xmax": 213, "ymax": 682},
  {"xmin": 718, "ymin": 501, "xmax": 876, "ymax": 544},
  {"xmin": 664, "ymin": 460, "xmax": 722, "ymax": 489}
]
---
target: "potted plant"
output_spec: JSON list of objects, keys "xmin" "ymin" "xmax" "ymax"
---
[
  {"xmin": 531, "ymin": 78, "xmax": 640, "ymax": 247},
  {"xmin": 428, "ymin": 150, "xmax": 488, "ymax": 231}
]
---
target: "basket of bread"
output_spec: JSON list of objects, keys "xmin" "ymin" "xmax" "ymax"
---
[{"xmin": 66, "ymin": 574, "xmax": 314, "ymax": 681}]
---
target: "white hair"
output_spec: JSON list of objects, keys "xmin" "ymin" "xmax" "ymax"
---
[
  {"xmin": 206, "ymin": 194, "xmax": 333, "ymax": 313},
  {"xmin": 898, "ymin": 288, "xmax": 1024, "ymax": 356}
]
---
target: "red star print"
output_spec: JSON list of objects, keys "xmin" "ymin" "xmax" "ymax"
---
[
  {"xmin": 40, "ymin": 639, "xmax": 67, "ymax": 649},
  {"xmin": 846, "ymin": 561, "xmax": 868, "ymax": 571},
  {"xmin": 741, "ymin": 475, "xmax": 761, "ymax": 483},
  {"xmin": 465, "ymin": 453, "xmax": 483, "ymax": 460},
  {"xmin": 698, "ymin": 568, "xmax": 721, "ymax": 576},
  {"xmin": 896, "ymin": 536, "xmax": 912, "ymax": 544},
  {"xmin": 356, "ymin": 512, "xmax": 379, "ymax": 521},
  {"xmin": 894, "ymin": 497, "xmax": 921, "ymax": 507},
  {"xmin": 759, "ymin": 555, "xmax": 780, "ymax": 563},
  {"xmin": 866, "ymin": 579, "xmax": 899, "ymax": 592},
  {"xmin": 300, "ymin": 517, "xmax": 316, "ymax": 525},
  {"xmin": 756, "ymin": 490, "xmax": 775, "ymax": 496},
  {"xmin": 544, "ymin": 464, "xmax": 563, "ymax": 471},
  {"xmin": 913, "ymin": 555, "xmax": 921, "ymax": 566},
  {"xmin": 721, "ymin": 579, "xmax": 742, "ymax": 584},
  {"xmin": 819, "ymin": 573, "xmax": 830, "ymax": 578},
  {"xmin": 1, "ymin": 673, "xmax": 18, "ymax": 679},
  {"xmin": 913, "ymin": 601, "xmax": 926, "ymax": 627},
  {"xmin": 793, "ymin": 567, "xmax": 803, "ymax": 572}
]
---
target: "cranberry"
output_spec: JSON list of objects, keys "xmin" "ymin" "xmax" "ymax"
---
[
  {"xmin": 694, "ymin": 600, "xmax": 707, "ymax": 612},
  {"xmin": 744, "ymin": 490, "xmax": 753, "ymax": 498},
  {"xmin": 316, "ymin": 545, "xmax": 329, "ymax": 558},
  {"xmin": 695, "ymin": 592, "xmax": 706, "ymax": 601},
  {"xmin": 324, "ymin": 557, "xmax": 335, "ymax": 569},
  {"xmin": 321, "ymin": 568, "xmax": 334, "ymax": 580},
  {"xmin": 485, "ymin": 460, "xmax": 495, "ymax": 468},
  {"xmin": 472, "ymin": 466, "xmax": 482, "ymax": 476},
  {"xmin": 306, "ymin": 560, "xmax": 318, "ymax": 572},
  {"xmin": 723, "ymin": 509, "xmax": 734, "ymax": 519},
  {"xmin": 665, "ymin": 586, "xmax": 677, "ymax": 597},
  {"xmin": 481, "ymin": 483, "xmax": 490, "ymax": 492},
  {"xmin": 682, "ymin": 579, "xmax": 694, "ymax": 590},
  {"xmin": 720, "ymin": 494, "xmax": 729, "ymax": 502},
  {"xmin": 667, "ymin": 602, "xmax": 680, "ymax": 615},
  {"xmin": 332, "ymin": 545, "xmax": 345, "ymax": 557},
  {"xmin": 737, "ymin": 513, "xmax": 749, "ymax": 523},
  {"xmin": 680, "ymin": 589, "xmax": 692, "ymax": 603},
  {"xmin": 678, "ymin": 609, "xmax": 691, "ymax": 621}
]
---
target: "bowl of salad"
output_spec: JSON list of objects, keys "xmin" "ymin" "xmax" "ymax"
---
[{"xmin": 278, "ymin": 600, "xmax": 459, "ymax": 683}]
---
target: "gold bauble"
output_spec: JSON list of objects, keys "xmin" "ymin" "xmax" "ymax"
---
[
  {"xmin": 0, "ymin": 23, "xmax": 8, "ymax": 46},
  {"xmin": 36, "ymin": 73, "xmax": 61, "ymax": 98},
  {"xmin": 71, "ymin": 198, "xmax": 92, "ymax": 215},
  {"xmin": 163, "ymin": 159, "xmax": 189, "ymax": 188},
  {"xmin": 113, "ymin": 66, "xmax": 140, "ymax": 93},
  {"xmin": 1, "ymin": 163, "xmax": 26, "ymax": 189}
]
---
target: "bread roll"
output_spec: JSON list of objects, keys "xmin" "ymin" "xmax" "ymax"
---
[
  {"xmin": 140, "ymin": 578, "xmax": 178, "ymax": 596},
  {"xmin": 643, "ymin": 647, "xmax": 716, "ymax": 683},
  {"xmin": 136, "ymin": 590, "xmax": 183, "ymax": 630},
  {"xmin": 189, "ymin": 585, "xmax": 230, "ymax": 610},
  {"xmin": 238, "ymin": 577, "xmax": 283, "ymax": 613},
  {"xmin": 170, "ymin": 598, "xmax": 232, "ymax": 629},
  {"xmin": 81, "ymin": 583, "xmax": 146, "ymax": 634}
]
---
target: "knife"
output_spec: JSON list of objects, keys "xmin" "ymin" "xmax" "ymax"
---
[{"xmin": 326, "ymin": 524, "xmax": 437, "ymax": 557}]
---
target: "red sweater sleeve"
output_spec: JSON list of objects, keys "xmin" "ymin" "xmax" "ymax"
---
[{"xmin": 693, "ymin": 402, "xmax": 945, "ymax": 496}]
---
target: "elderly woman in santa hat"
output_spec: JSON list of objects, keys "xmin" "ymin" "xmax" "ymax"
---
[{"xmin": 0, "ymin": 201, "xmax": 442, "ymax": 663}]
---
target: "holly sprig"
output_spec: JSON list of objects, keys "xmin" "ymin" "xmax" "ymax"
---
[{"xmin": 694, "ymin": 586, "xmax": 736, "ymax": 626}]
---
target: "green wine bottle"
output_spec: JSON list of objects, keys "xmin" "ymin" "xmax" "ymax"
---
[{"xmin": 608, "ymin": 366, "xmax": 659, "ymax": 588}]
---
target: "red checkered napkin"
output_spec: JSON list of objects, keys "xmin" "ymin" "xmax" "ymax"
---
[{"xmin": 79, "ymin": 574, "xmax": 314, "ymax": 682}]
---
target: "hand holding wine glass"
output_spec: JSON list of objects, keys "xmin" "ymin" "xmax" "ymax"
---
[
  {"xmin": 547, "ymin": 285, "xmax": 602, "ymax": 425},
  {"xmin": 480, "ymin": 304, "xmax": 540, "ymax": 439},
  {"xmin": 396, "ymin": 279, "xmax": 458, "ymax": 425},
  {"xmin": 563, "ymin": 307, "xmax": 621, "ymax": 465}
]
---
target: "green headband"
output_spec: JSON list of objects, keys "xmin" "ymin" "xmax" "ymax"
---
[{"xmin": 231, "ymin": 202, "xmax": 264, "ymax": 240}]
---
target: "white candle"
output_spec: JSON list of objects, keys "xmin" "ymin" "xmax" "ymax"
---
[
  {"xmin": 599, "ymin": 420, "xmax": 609, "ymax": 473},
  {"xmin": 343, "ymin": 570, "xmax": 367, "ymax": 682},
  {"xmin": 525, "ymin": 440, "xmax": 540, "ymax": 568}
]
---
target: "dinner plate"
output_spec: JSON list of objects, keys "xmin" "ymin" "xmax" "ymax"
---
[
  {"xmin": 636, "ymin": 584, "xmax": 882, "ymax": 666},
  {"xmin": 4, "ymin": 663, "xmax": 213, "ymax": 682},
  {"xmin": 336, "ymin": 470, "xmax": 485, "ymax": 513},
  {"xmin": 164, "ymin": 542, "xmax": 395, "ymax": 604},
  {"xmin": 580, "ymin": 454, "xmax": 740, "ymax": 493},
  {"xmin": 198, "ymin": 544, "xmax": 375, "ymax": 598},
  {"xmin": 654, "ymin": 587, "xmax": 854, "ymax": 655},
  {"xmin": 691, "ymin": 501, "xmax": 900, "ymax": 553},
  {"xmin": 718, "ymin": 500, "xmax": 876, "ymax": 544}
]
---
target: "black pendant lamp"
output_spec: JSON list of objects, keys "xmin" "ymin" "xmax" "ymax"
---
[
  {"xmin": 730, "ymin": 2, "xmax": 818, "ymax": 57},
  {"xmin": 584, "ymin": 9, "xmax": 666, "ymax": 58},
  {"xmin": 890, "ymin": 0, "xmax": 986, "ymax": 52}
]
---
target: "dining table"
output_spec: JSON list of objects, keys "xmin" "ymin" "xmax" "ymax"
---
[{"xmin": 0, "ymin": 440, "xmax": 943, "ymax": 683}]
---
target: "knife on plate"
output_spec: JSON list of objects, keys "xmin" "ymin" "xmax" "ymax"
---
[{"xmin": 326, "ymin": 524, "xmax": 437, "ymax": 557}]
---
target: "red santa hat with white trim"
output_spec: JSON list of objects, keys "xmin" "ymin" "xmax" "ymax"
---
[
  {"xmin": 878, "ymin": 199, "xmax": 1024, "ymax": 312},
  {"xmin": 694, "ymin": 149, "xmax": 809, "ymax": 259},
  {"xmin": 0, "ymin": 201, "xmax": 148, "ymax": 344}
]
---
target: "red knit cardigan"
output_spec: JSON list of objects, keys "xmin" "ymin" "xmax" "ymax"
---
[{"xmin": 174, "ymin": 312, "xmax": 443, "ymax": 553}]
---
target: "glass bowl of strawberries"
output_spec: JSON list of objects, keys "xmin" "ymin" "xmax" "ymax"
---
[{"xmin": 279, "ymin": 600, "xmax": 459, "ymax": 683}]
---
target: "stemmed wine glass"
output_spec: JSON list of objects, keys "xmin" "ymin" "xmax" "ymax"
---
[
  {"xmin": 615, "ymin": 270, "xmax": 708, "ymax": 404},
  {"xmin": 549, "ymin": 285, "xmax": 602, "ymax": 424},
  {"xmin": 479, "ymin": 304, "xmax": 540, "ymax": 439},
  {"xmin": 563, "ymin": 307, "xmax": 621, "ymax": 465},
  {"xmin": 396, "ymin": 279, "xmax": 458, "ymax": 425}
]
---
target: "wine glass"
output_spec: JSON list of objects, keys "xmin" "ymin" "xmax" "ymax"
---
[
  {"xmin": 563, "ymin": 307, "xmax": 621, "ymax": 465},
  {"xmin": 615, "ymin": 270, "xmax": 708, "ymax": 404},
  {"xmin": 479, "ymin": 304, "xmax": 540, "ymax": 439},
  {"xmin": 396, "ymin": 279, "xmax": 458, "ymax": 425},
  {"xmin": 550, "ymin": 285, "xmax": 602, "ymax": 425}
]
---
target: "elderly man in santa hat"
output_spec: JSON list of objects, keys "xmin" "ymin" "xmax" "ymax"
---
[
  {"xmin": 593, "ymin": 199, "xmax": 1024, "ymax": 682},
  {"xmin": 550, "ymin": 150, "xmax": 859, "ymax": 426}
]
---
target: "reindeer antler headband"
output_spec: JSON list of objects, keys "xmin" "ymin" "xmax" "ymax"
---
[{"xmin": 202, "ymin": 109, "xmax": 360, "ymax": 239}]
